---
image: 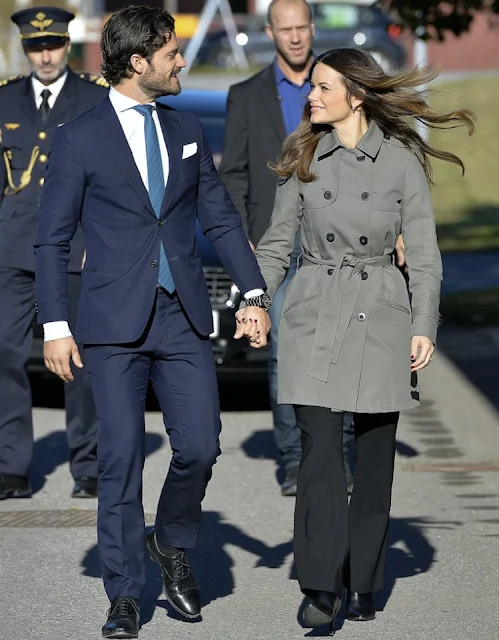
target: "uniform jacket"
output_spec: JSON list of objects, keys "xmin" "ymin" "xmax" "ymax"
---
[
  {"xmin": 219, "ymin": 64, "xmax": 286, "ymax": 245},
  {"xmin": 255, "ymin": 121, "xmax": 442, "ymax": 413},
  {"xmin": 34, "ymin": 98, "xmax": 266, "ymax": 344},
  {"xmin": 0, "ymin": 69, "xmax": 108, "ymax": 272}
]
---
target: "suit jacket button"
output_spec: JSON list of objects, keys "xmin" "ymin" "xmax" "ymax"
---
[
  {"xmin": 359, "ymin": 235, "xmax": 368, "ymax": 245},
  {"xmin": 326, "ymin": 232, "xmax": 335, "ymax": 242},
  {"xmin": 151, "ymin": 260, "xmax": 158, "ymax": 267},
  {"xmin": 324, "ymin": 190, "xmax": 332, "ymax": 200},
  {"xmin": 327, "ymin": 268, "xmax": 334, "ymax": 276},
  {"xmin": 357, "ymin": 155, "xmax": 365, "ymax": 162},
  {"xmin": 361, "ymin": 192, "xmax": 370, "ymax": 201},
  {"xmin": 358, "ymin": 312, "xmax": 366, "ymax": 321},
  {"xmin": 361, "ymin": 271, "xmax": 368, "ymax": 280},
  {"xmin": 158, "ymin": 221, "xmax": 164, "ymax": 227}
]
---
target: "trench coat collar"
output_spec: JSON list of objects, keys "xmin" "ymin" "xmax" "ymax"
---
[{"xmin": 317, "ymin": 120, "xmax": 384, "ymax": 162}]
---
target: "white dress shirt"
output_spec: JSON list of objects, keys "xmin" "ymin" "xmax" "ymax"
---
[
  {"xmin": 32, "ymin": 71, "xmax": 68, "ymax": 110},
  {"xmin": 43, "ymin": 87, "xmax": 263, "ymax": 342}
]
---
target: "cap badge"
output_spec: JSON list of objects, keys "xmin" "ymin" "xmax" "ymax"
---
[{"xmin": 30, "ymin": 13, "xmax": 53, "ymax": 31}]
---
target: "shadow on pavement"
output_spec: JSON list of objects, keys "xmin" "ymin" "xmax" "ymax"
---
[
  {"xmin": 301, "ymin": 515, "xmax": 436, "ymax": 635},
  {"xmin": 80, "ymin": 513, "xmax": 435, "ymax": 631},
  {"xmin": 438, "ymin": 249, "xmax": 499, "ymax": 412},
  {"xmin": 379, "ymin": 516, "xmax": 436, "ymax": 610},
  {"xmin": 80, "ymin": 511, "xmax": 293, "ymax": 627}
]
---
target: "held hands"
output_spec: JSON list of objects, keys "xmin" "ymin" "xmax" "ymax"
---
[
  {"xmin": 234, "ymin": 307, "xmax": 271, "ymax": 348},
  {"xmin": 411, "ymin": 335, "xmax": 434, "ymax": 372},
  {"xmin": 44, "ymin": 337, "xmax": 83, "ymax": 383}
]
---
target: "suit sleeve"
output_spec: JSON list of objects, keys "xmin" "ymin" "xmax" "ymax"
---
[
  {"xmin": 34, "ymin": 125, "xmax": 85, "ymax": 324},
  {"xmin": 255, "ymin": 172, "xmax": 302, "ymax": 298},
  {"xmin": 196, "ymin": 120, "xmax": 266, "ymax": 295},
  {"xmin": 402, "ymin": 153, "xmax": 442, "ymax": 343},
  {"xmin": 0, "ymin": 127, "xmax": 6, "ymax": 210},
  {"xmin": 218, "ymin": 85, "xmax": 250, "ymax": 233}
]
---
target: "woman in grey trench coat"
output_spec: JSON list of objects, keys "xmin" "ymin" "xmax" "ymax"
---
[{"xmin": 249, "ymin": 49, "xmax": 475, "ymax": 633}]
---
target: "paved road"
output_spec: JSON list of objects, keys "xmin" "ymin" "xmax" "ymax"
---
[{"xmin": 1, "ymin": 349, "xmax": 499, "ymax": 640}]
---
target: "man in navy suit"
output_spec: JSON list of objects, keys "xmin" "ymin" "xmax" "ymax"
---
[{"xmin": 35, "ymin": 6, "xmax": 270, "ymax": 638}]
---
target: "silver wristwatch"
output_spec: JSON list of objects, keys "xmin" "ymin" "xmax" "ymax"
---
[{"xmin": 245, "ymin": 291, "xmax": 272, "ymax": 311}]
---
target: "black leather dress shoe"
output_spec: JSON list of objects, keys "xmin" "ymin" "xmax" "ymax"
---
[
  {"xmin": 146, "ymin": 530, "xmax": 201, "ymax": 619},
  {"xmin": 72, "ymin": 476, "xmax": 98, "ymax": 498},
  {"xmin": 0, "ymin": 474, "xmax": 32, "ymax": 500},
  {"xmin": 346, "ymin": 591, "xmax": 376, "ymax": 621},
  {"xmin": 102, "ymin": 596, "xmax": 140, "ymax": 638},
  {"xmin": 302, "ymin": 589, "xmax": 341, "ymax": 635}
]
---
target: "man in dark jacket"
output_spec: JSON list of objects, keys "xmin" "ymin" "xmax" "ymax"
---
[
  {"xmin": 0, "ymin": 6, "xmax": 109, "ymax": 500},
  {"xmin": 220, "ymin": 0, "xmax": 315, "ymax": 496}
]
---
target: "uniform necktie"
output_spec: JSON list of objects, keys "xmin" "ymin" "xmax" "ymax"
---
[
  {"xmin": 133, "ymin": 104, "xmax": 174, "ymax": 293},
  {"xmin": 39, "ymin": 89, "xmax": 51, "ymax": 122}
]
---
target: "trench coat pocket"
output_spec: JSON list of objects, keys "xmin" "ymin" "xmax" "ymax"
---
[
  {"xmin": 375, "ymin": 297, "xmax": 411, "ymax": 315},
  {"xmin": 283, "ymin": 293, "xmax": 321, "ymax": 314}
]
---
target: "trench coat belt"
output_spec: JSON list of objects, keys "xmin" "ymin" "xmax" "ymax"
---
[{"xmin": 299, "ymin": 252, "xmax": 393, "ymax": 383}]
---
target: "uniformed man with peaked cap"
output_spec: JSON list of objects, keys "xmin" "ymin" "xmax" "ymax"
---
[{"xmin": 0, "ymin": 6, "xmax": 109, "ymax": 500}]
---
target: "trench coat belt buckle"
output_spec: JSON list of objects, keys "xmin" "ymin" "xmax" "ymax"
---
[{"xmin": 301, "ymin": 253, "xmax": 393, "ymax": 383}]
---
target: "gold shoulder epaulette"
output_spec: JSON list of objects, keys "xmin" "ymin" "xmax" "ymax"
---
[
  {"xmin": 79, "ymin": 73, "xmax": 109, "ymax": 88},
  {"xmin": 0, "ymin": 75, "xmax": 25, "ymax": 88}
]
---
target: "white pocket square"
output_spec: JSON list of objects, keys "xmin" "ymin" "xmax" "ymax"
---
[{"xmin": 182, "ymin": 142, "xmax": 197, "ymax": 159}]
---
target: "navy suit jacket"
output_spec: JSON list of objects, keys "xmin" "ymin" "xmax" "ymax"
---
[{"xmin": 34, "ymin": 97, "xmax": 266, "ymax": 344}]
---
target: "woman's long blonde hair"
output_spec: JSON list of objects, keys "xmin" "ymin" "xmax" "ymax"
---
[{"xmin": 271, "ymin": 48, "xmax": 475, "ymax": 183}]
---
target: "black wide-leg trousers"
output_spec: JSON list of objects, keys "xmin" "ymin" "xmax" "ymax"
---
[{"xmin": 293, "ymin": 406, "xmax": 398, "ymax": 595}]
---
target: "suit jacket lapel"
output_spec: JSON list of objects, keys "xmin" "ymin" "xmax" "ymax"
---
[
  {"xmin": 19, "ymin": 77, "xmax": 39, "ymax": 127},
  {"xmin": 44, "ymin": 69, "xmax": 77, "ymax": 128},
  {"xmin": 156, "ymin": 104, "xmax": 182, "ymax": 217},
  {"xmin": 259, "ymin": 66, "xmax": 286, "ymax": 143},
  {"xmin": 92, "ymin": 98, "xmax": 155, "ymax": 216}
]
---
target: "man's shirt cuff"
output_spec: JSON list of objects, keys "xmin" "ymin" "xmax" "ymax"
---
[
  {"xmin": 43, "ymin": 321, "xmax": 72, "ymax": 341},
  {"xmin": 244, "ymin": 289, "xmax": 265, "ymax": 299}
]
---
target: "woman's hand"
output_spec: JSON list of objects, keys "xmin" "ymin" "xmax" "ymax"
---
[{"xmin": 410, "ymin": 335, "xmax": 435, "ymax": 371}]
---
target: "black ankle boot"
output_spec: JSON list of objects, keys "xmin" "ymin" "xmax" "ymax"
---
[
  {"xmin": 302, "ymin": 590, "xmax": 341, "ymax": 635},
  {"xmin": 346, "ymin": 591, "xmax": 376, "ymax": 621}
]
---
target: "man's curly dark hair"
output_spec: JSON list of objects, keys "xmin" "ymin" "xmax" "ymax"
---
[{"xmin": 101, "ymin": 5, "xmax": 175, "ymax": 86}]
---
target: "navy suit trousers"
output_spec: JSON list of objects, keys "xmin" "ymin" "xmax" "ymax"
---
[{"xmin": 84, "ymin": 289, "xmax": 221, "ymax": 601}]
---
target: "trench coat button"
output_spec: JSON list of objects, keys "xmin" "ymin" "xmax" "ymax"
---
[
  {"xmin": 357, "ymin": 155, "xmax": 365, "ymax": 162},
  {"xmin": 361, "ymin": 192, "xmax": 370, "ymax": 201},
  {"xmin": 358, "ymin": 312, "xmax": 366, "ymax": 321},
  {"xmin": 39, "ymin": 178, "xmax": 44, "ymax": 186},
  {"xmin": 324, "ymin": 190, "xmax": 332, "ymax": 200},
  {"xmin": 327, "ymin": 268, "xmax": 334, "ymax": 276},
  {"xmin": 326, "ymin": 232, "xmax": 335, "ymax": 242},
  {"xmin": 359, "ymin": 235, "xmax": 368, "ymax": 245},
  {"xmin": 38, "ymin": 131, "xmax": 47, "ymax": 140},
  {"xmin": 39, "ymin": 154, "xmax": 48, "ymax": 163},
  {"xmin": 384, "ymin": 133, "xmax": 391, "ymax": 140},
  {"xmin": 158, "ymin": 221, "xmax": 164, "ymax": 227},
  {"xmin": 361, "ymin": 271, "xmax": 368, "ymax": 281},
  {"xmin": 151, "ymin": 260, "xmax": 158, "ymax": 267}
]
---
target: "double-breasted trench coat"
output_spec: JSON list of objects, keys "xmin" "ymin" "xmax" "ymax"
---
[{"xmin": 255, "ymin": 121, "xmax": 442, "ymax": 413}]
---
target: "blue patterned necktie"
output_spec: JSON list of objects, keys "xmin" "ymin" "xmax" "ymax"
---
[{"xmin": 134, "ymin": 104, "xmax": 174, "ymax": 293}]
